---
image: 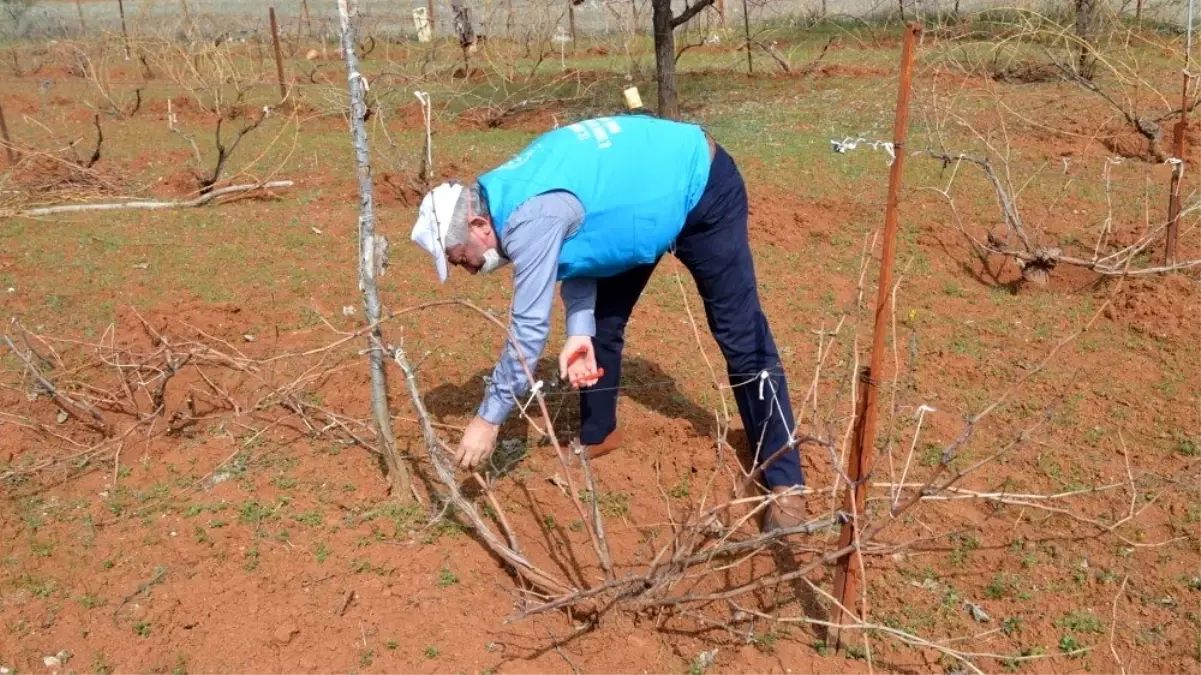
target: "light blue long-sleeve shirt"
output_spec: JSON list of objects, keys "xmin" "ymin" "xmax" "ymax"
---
[{"xmin": 477, "ymin": 191, "xmax": 597, "ymax": 425}]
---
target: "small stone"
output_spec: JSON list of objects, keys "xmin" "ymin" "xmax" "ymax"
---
[
  {"xmin": 965, "ymin": 601, "xmax": 991, "ymax": 623},
  {"xmin": 43, "ymin": 655, "xmax": 60, "ymax": 668},
  {"xmin": 272, "ymin": 624, "xmax": 299, "ymax": 646},
  {"xmin": 56, "ymin": 410, "xmax": 69, "ymax": 424},
  {"xmin": 695, "ymin": 648, "xmax": 718, "ymax": 669},
  {"xmin": 341, "ymin": 305, "xmax": 356, "ymax": 316},
  {"xmin": 243, "ymin": 334, "xmax": 256, "ymax": 342}
]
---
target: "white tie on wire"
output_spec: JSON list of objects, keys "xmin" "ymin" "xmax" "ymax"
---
[
  {"xmin": 894, "ymin": 403, "xmax": 937, "ymax": 507},
  {"xmin": 759, "ymin": 369, "xmax": 798, "ymax": 448},
  {"xmin": 514, "ymin": 380, "xmax": 544, "ymax": 419},
  {"xmin": 830, "ymin": 137, "xmax": 895, "ymax": 165},
  {"xmin": 1162, "ymin": 156, "xmax": 1181, "ymax": 178},
  {"xmin": 349, "ymin": 70, "xmax": 369, "ymax": 91}
]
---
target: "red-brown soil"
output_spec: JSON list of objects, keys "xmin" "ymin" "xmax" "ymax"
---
[{"xmin": 1, "ymin": 39, "xmax": 1199, "ymax": 675}]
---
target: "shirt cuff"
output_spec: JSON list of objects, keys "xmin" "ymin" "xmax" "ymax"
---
[
  {"xmin": 565, "ymin": 310, "xmax": 595, "ymax": 337},
  {"xmin": 478, "ymin": 393, "xmax": 514, "ymax": 426}
]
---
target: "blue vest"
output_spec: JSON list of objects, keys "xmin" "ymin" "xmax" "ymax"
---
[{"xmin": 476, "ymin": 115, "xmax": 711, "ymax": 279}]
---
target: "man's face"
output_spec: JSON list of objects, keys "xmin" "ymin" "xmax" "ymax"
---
[{"xmin": 446, "ymin": 217, "xmax": 500, "ymax": 275}]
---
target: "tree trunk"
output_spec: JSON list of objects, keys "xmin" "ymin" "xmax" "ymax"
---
[
  {"xmin": 652, "ymin": 0, "xmax": 678, "ymax": 118},
  {"xmin": 1074, "ymin": 0, "xmax": 1098, "ymax": 79}
]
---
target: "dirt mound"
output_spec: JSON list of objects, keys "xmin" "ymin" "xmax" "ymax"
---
[
  {"xmin": 1100, "ymin": 127, "xmax": 1160, "ymax": 161},
  {"xmin": 6, "ymin": 153, "xmax": 123, "ymax": 199},
  {"xmin": 1105, "ymin": 273, "xmax": 1199, "ymax": 340}
]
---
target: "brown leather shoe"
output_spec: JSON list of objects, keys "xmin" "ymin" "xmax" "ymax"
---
[
  {"xmin": 573, "ymin": 429, "xmax": 623, "ymax": 465},
  {"xmin": 762, "ymin": 486, "xmax": 806, "ymax": 533}
]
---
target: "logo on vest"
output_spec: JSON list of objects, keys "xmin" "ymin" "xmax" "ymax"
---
[
  {"xmin": 568, "ymin": 118, "xmax": 623, "ymax": 150},
  {"xmin": 497, "ymin": 142, "xmax": 541, "ymax": 171}
]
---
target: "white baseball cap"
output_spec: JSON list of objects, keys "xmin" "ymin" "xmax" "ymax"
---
[{"xmin": 410, "ymin": 181, "xmax": 465, "ymax": 283}]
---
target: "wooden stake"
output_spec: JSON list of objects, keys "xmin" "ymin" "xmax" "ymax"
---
[
  {"xmin": 829, "ymin": 22, "xmax": 920, "ymax": 652},
  {"xmin": 568, "ymin": 0, "xmax": 577, "ymax": 51},
  {"xmin": 717, "ymin": 0, "xmax": 726, "ymax": 27},
  {"xmin": 75, "ymin": 0, "xmax": 87, "ymax": 34},
  {"xmin": 117, "ymin": 0, "xmax": 131, "ymax": 59},
  {"xmin": 742, "ymin": 0, "xmax": 752, "ymax": 74},
  {"xmin": 270, "ymin": 7, "xmax": 288, "ymax": 102},
  {"xmin": 301, "ymin": 0, "xmax": 313, "ymax": 37},
  {"xmin": 1164, "ymin": 71, "xmax": 1191, "ymax": 266},
  {"xmin": 0, "ymin": 99, "xmax": 16, "ymax": 165},
  {"xmin": 428, "ymin": 0, "xmax": 436, "ymax": 33}
]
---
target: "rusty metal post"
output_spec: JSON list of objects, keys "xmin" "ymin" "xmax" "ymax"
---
[
  {"xmin": 717, "ymin": 0, "xmax": 726, "ymax": 26},
  {"xmin": 270, "ymin": 7, "xmax": 288, "ymax": 101},
  {"xmin": 829, "ymin": 22, "xmax": 920, "ymax": 652},
  {"xmin": 301, "ymin": 0, "xmax": 313, "ymax": 37},
  {"xmin": 0, "ymin": 100, "xmax": 17, "ymax": 165},
  {"xmin": 117, "ymin": 0, "xmax": 131, "ymax": 59}
]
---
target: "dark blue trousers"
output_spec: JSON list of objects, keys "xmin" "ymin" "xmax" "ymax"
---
[{"xmin": 578, "ymin": 144, "xmax": 804, "ymax": 489}]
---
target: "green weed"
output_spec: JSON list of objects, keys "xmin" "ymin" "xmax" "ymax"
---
[
  {"xmin": 948, "ymin": 532, "xmax": 980, "ymax": 566},
  {"xmin": 1059, "ymin": 610, "xmax": 1105, "ymax": 634},
  {"xmin": 76, "ymin": 593, "xmax": 107, "ymax": 609},
  {"xmin": 668, "ymin": 475, "xmax": 691, "ymax": 499},
  {"xmin": 243, "ymin": 546, "xmax": 260, "ymax": 571},
  {"xmin": 294, "ymin": 510, "xmax": 323, "ymax": 527},
  {"xmin": 315, "ymin": 542, "xmax": 332, "ymax": 563}
]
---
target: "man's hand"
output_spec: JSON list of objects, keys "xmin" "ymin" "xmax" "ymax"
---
[
  {"xmin": 559, "ymin": 335, "xmax": 602, "ymax": 389},
  {"xmin": 455, "ymin": 415, "xmax": 500, "ymax": 470}
]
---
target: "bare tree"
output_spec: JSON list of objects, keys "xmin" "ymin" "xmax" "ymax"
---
[
  {"xmin": 652, "ymin": 0, "xmax": 717, "ymax": 118},
  {"xmin": 1073, "ymin": 0, "xmax": 1100, "ymax": 79},
  {"xmin": 0, "ymin": 0, "xmax": 35, "ymax": 37}
]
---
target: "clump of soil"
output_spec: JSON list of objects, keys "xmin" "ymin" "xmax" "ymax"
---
[
  {"xmin": 1105, "ymin": 273, "xmax": 1199, "ymax": 340},
  {"xmin": 989, "ymin": 61, "xmax": 1062, "ymax": 84}
]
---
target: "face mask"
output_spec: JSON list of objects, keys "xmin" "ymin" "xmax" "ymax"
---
[{"xmin": 479, "ymin": 248, "xmax": 510, "ymax": 274}]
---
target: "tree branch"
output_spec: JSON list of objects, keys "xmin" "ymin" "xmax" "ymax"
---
[
  {"xmin": 11, "ymin": 181, "xmax": 294, "ymax": 217},
  {"xmin": 671, "ymin": 0, "xmax": 716, "ymax": 29}
]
